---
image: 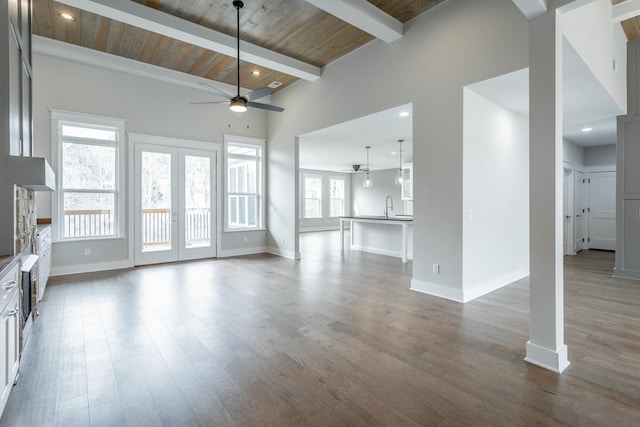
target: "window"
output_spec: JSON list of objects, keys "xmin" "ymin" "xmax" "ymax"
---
[
  {"xmin": 329, "ymin": 177, "xmax": 345, "ymax": 217},
  {"xmin": 52, "ymin": 111, "xmax": 125, "ymax": 240},
  {"xmin": 303, "ymin": 175, "xmax": 322, "ymax": 218},
  {"xmin": 225, "ymin": 136, "xmax": 265, "ymax": 230}
]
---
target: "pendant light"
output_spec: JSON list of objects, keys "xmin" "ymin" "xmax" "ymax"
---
[
  {"xmin": 394, "ymin": 139, "xmax": 404, "ymax": 185},
  {"xmin": 363, "ymin": 146, "xmax": 373, "ymax": 188}
]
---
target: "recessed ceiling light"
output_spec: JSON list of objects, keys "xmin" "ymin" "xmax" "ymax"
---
[
  {"xmin": 59, "ymin": 12, "xmax": 76, "ymax": 22},
  {"xmin": 582, "ymin": 127, "xmax": 593, "ymax": 132},
  {"xmin": 252, "ymin": 70, "xmax": 260, "ymax": 76},
  {"xmin": 398, "ymin": 111, "xmax": 410, "ymax": 117}
]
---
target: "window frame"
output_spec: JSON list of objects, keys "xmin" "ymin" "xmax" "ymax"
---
[
  {"xmin": 329, "ymin": 176, "xmax": 346, "ymax": 218},
  {"xmin": 223, "ymin": 135, "xmax": 265, "ymax": 232},
  {"xmin": 51, "ymin": 110, "xmax": 126, "ymax": 242},
  {"xmin": 302, "ymin": 173, "xmax": 323, "ymax": 219}
]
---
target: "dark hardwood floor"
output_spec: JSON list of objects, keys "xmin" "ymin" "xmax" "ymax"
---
[{"xmin": 1, "ymin": 231, "xmax": 639, "ymax": 426}]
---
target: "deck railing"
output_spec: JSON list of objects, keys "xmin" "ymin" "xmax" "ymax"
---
[{"xmin": 64, "ymin": 208, "xmax": 211, "ymax": 246}]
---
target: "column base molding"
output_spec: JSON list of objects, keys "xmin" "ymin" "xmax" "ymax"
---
[{"xmin": 524, "ymin": 341, "xmax": 570, "ymax": 373}]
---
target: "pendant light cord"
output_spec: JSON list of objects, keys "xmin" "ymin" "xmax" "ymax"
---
[{"xmin": 236, "ymin": 3, "xmax": 241, "ymax": 97}]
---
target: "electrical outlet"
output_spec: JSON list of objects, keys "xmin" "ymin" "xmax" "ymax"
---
[
  {"xmin": 467, "ymin": 210, "xmax": 473, "ymax": 220},
  {"xmin": 432, "ymin": 264, "xmax": 439, "ymax": 274},
  {"xmin": 84, "ymin": 248, "xmax": 91, "ymax": 256}
]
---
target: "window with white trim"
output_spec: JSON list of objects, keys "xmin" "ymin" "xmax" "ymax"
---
[
  {"xmin": 52, "ymin": 111, "xmax": 125, "ymax": 240},
  {"xmin": 329, "ymin": 177, "xmax": 345, "ymax": 217},
  {"xmin": 225, "ymin": 136, "xmax": 265, "ymax": 230},
  {"xmin": 303, "ymin": 175, "xmax": 322, "ymax": 218}
]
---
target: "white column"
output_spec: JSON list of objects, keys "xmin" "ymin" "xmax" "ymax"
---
[{"xmin": 525, "ymin": 2, "xmax": 570, "ymax": 373}]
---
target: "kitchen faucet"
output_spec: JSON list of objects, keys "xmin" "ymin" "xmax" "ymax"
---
[{"xmin": 385, "ymin": 195, "xmax": 393, "ymax": 218}]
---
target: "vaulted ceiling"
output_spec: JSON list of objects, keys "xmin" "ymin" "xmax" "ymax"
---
[{"xmin": 32, "ymin": 0, "xmax": 445, "ymax": 94}]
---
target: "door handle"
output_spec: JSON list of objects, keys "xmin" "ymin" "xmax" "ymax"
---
[
  {"xmin": 576, "ymin": 214, "xmax": 582, "ymax": 218},
  {"xmin": 565, "ymin": 215, "xmax": 571, "ymax": 219},
  {"xmin": 3, "ymin": 280, "xmax": 16, "ymax": 291}
]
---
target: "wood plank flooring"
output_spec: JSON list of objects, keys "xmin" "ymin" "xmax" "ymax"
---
[{"xmin": 1, "ymin": 231, "xmax": 639, "ymax": 426}]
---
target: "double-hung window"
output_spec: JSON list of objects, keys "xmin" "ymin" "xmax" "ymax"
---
[
  {"xmin": 225, "ymin": 136, "xmax": 265, "ymax": 230},
  {"xmin": 329, "ymin": 177, "xmax": 345, "ymax": 217},
  {"xmin": 303, "ymin": 175, "xmax": 322, "ymax": 218},
  {"xmin": 52, "ymin": 111, "xmax": 125, "ymax": 240}
]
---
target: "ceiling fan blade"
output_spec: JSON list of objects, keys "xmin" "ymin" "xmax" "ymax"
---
[
  {"xmin": 246, "ymin": 87, "xmax": 272, "ymax": 101},
  {"xmin": 190, "ymin": 101, "xmax": 228, "ymax": 105},
  {"xmin": 199, "ymin": 82, "xmax": 232, "ymax": 99},
  {"xmin": 248, "ymin": 101, "xmax": 284, "ymax": 112}
]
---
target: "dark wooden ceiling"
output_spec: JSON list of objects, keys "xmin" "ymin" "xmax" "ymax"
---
[
  {"xmin": 32, "ymin": 0, "xmax": 445, "ymax": 93},
  {"xmin": 31, "ymin": 1, "xmax": 640, "ymax": 94},
  {"xmin": 613, "ymin": 0, "xmax": 640, "ymax": 40}
]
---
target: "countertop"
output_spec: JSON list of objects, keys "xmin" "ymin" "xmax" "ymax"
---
[
  {"xmin": 340, "ymin": 215, "xmax": 413, "ymax": 222},
  {"xmin": 0, "ymin": 255, "xmax": 19, "ymax": 278}
]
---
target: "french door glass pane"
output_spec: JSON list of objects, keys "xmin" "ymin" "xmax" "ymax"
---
[
  {"xmin": 141, "ymin": 151, "xmax": 172, "ymax": 252},
  {"xmin": 184, "ymin": 155, "xmax": 211, "ymax": 248}
]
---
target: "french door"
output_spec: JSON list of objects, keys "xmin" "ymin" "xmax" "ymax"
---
[{"xmin": 134, "ymin": 142, "xmax": 217, "ymax": 265}]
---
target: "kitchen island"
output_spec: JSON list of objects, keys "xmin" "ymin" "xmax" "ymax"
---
[{"xmin": 340, "ymin": 216, "xmax": 413, "ymax": 263}]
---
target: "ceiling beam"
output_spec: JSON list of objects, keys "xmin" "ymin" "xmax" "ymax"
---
[
  {"xmin": 305, "ymin": 0, "xmax": 403, "ymax": 43},
  {"xmin": 54, "ymin": 0, "xmax": 321, "ymax": 81},
  {"xmin": 512, "ymin": 0, "xmax": 547, "ymax": 19},
  {"xmin": 612, "ymin": 0, "xmax": 640, "ymax": 23}
]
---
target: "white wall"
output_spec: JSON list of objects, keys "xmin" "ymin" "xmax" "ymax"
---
[
  {"xmin": 268, "ymin": 0, "xmax": 529, "ymax": 295},
  {"xmin": 561, "ymin": 0, "xmax": 627, "ymax": 113},
  {"xmin": 584, "ymin": 144, "xmax": 616, "ymax": 166},
  {"xmin": 33, "ymin": 52, "xmax": 269, "ymax": 274},
  {"xmin": 351, "ymin": 169, "xmax": 404, "ymax": 217},
  {"xmin": 461, "ymin": 89, "xmax": 529, "ymax": 301},
  {"xmin": 299, "ymin": 169, "xmax": 351, "ymax": 232},
  {"xmin": 563, "ymin": 139, "xmax": 585, "ymax": 165}
]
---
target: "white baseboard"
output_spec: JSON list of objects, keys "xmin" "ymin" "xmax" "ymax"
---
[
  {"xmin": 218, "ymin": 246, "xmax": 269, "ymax": 258},
  {"xmin": 525, "ymin": 341, "xmax": 570, "ymax": 373},
  {"xmin": 410, "ymin": 279, "xmax": 464, "ymax": 302},
  {"xmin": 613, "ymin": 267, "xmax": 640, "ymax": 280},
  {"xmin": 266, "ymin": 246, "xmax": 301, "ymax": 260},
  {"xmin": 51, "ymin": 259, "xmax": 133, "ymax": 277},
  {"xmin": 350, "ymin": 245, "xmax": 413, "ymax": 260},
  {"xmin": 462, "ymin": 267, "xmax": 529, "ymax": 302},
  {"xmin": 300, "ymin": 226, "xmax": 342, "ymax": 233}
]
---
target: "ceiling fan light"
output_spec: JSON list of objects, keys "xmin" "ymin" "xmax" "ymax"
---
[{"xmin": 230, "ymin": 97, "xmax": 247, "ymax": 113}]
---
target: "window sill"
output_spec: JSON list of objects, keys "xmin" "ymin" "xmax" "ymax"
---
[
  {"xmin": 54, "ymin": 235, "xmax": 127, "ymax": 244},
  {"xmin": 224, "ymin": 228, "xmax": 267, "ymax": 233}
]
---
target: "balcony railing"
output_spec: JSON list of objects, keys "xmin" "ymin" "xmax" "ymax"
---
[{"xmin": 64, "ymin": 208, "xmax": 211, "ymax": 247}]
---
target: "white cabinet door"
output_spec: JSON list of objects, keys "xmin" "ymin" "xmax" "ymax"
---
[
  {"xmin": 0, "ymin": 288, "xmax": 19, "ymax": 417},
  {"xmin": 589, "ymin": 172, "xmax": 616, "ymax": 250}
]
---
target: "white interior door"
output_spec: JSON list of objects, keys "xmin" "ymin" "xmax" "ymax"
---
[
  {"xmin": 575, "ymin": 171, "xmax": 587, "ymax": 252},
  {"xmin": 588, "ymin": 171, "xmax": 616, "ymax": 250},
  {"xmin": 563, "ymin": 168, "xmax": 574, "ymax": 255},
  {"xmin": 135, "ymin": 143, "xmax": 216, "ymax": 265}
]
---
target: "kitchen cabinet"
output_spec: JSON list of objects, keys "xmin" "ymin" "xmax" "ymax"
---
[
  {"xmin": 0, "ymin": 261, "xmax": 20, "ymax": 417},
  {"xmin": 36, "ymin": 226, "xmax": 51, "ymax": 300},
  {"xmin": 401, "ymin": 163, "xmax": 413, "ymax": 200},
  {"xmin": 5, "ymin": 0, "xmax": 32, "ymax": 157}
]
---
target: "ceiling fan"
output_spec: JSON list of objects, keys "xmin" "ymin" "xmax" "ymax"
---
[
  {"xmin": 340, "ymin": 164, "xmax": 369, "ymax": 173},
  {"xmin": 192, "ymin": 1, "xmax": 284, "ymax": 113}
]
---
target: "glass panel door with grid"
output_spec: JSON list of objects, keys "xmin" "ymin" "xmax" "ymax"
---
[{"xmin": 134, "ymin": 143, "xmax": 216, "ymax": 265}]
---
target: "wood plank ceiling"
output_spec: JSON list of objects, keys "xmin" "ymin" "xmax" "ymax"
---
[
  {"xmin": 32, "ymin": 0, "xmax": 444, "ymax": 93},
  {"xmin": 31, "ymin": 1, "xmax": 640, "ymax": 93},
  {"xmin": 613, "ymin": 0, "xmax": 640, "ymax": 39}
]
